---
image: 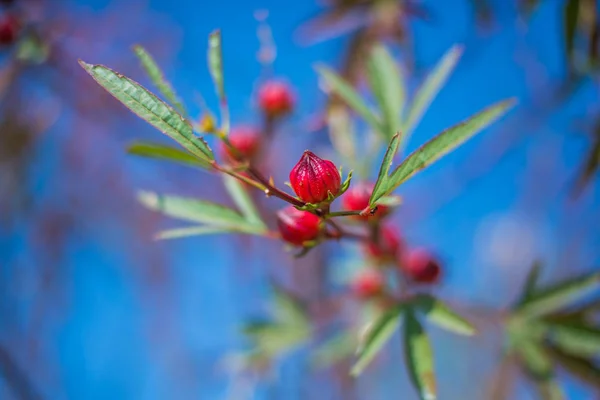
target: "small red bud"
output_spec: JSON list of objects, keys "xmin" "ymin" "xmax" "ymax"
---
[
  {"xmin": 289, "ymin": 150, "xmax": 341, "ymax": 204},
  {"xmin": 220, "ymin": 126, "xmax": 261, "ymax": 162},
  {"xmin": 351, "ymin": 270, "xmax": 384, "ymax": 299},
  {"xmin": 276, "ymin": 206, "xmax": 322, "ymax": 246},
  {"xmin": 258, "ymin": 80, "xmax": 294, "ymax": 118},
  {"xmin": 401, "ymin": 248, "xmax": 441, "ymax": 284},
  {"xmin": 342, "ymin": 182, "xmax": 389, "ymax": 220},
  {"xmin": 365, "ymin": 225, "xmax": 404, "ymax": 260},
  {"xmin": 0, "ymin": 14, "xmax": 19, "ymax": 45}
]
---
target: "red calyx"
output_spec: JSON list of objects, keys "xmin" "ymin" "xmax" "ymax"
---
[
  {"xmin": 277, "ymin": 206, "xmax": 322, "ymax": 246},
  {"xmin": 342, "ymin": 182, "xmax": 389, "ymax": 220},
  {"xmin": 289, "ymin": 150, "xmax": 341, "ymax": 204},
  {"xmin": 0, "ymin": 14, "xmax": 19, "ymax": 45},
  {"xmin": 351, "ymin": 270, "xmax": 384, "ymax": 299},
  {"xmin": 220, "ymin": 126, "xmax": 261, "ymax": 162},
  {"xmin": 365, "ymin": 225, "xmax": 404, "ymax": 260},
  {"xmin": 400, "ymin": 248, "xmax": 441, "ymax": 284},
  {"xmin": 258, "ymin": 80, "xmax": 294, "ymax": 118}
]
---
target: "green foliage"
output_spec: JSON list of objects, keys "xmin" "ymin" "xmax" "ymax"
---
[
  {"xmin": 404, "ymin": 309, "xmax": 437, "ymax": 400},
  {"xmin": 411, "ymin": 294, "xmax": 476, "ymax": 336},
  {"xmin": 127, "ymin": 141, "xmax": 212, "ymax": 169},
  {"xmin": 79, "ymin": 61, "xmax": 214, "ymax": 163},
  {"xmin": 311, "ymin": 331, "xmax": 356, "ymax": 369},
  {"xmin": 133, "ymin": 45, "xmax": 187, "ymax": 115}
]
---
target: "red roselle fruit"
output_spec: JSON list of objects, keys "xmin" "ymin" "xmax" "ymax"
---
[
  {"xmin": 0, "ymin": 14, "xmax": 19, "ymax": 45},
  {"xmin": 342, "ymin": 182, "xmax": 389, "ymax": 220},
  {"xmin": 365, "ymin": 225, "xmax": 403, "ymax": 260},
  {"xmin": 289, "ymin": 150, "xmax": 341, "ymax": 204},
  {"xmin": 220, "ymin": 126, "xmax": 261, "ymax": 162},
  {"xmin": 258, "ymin": 80, "xmax": 294, "ymax": 118},
  {"xmin": 401, "ymin": 248, "xmax": 441, "ymax": 284},
  {"xmin": 277, "ymin": 206, "xmax": 322, "ymax": 246},
  {"xmin": 351, "ymin": 270, "xmax": 384, "ymax": 299}
]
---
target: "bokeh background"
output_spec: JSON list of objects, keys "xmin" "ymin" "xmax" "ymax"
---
[{"xmin": 0, "ymin": 0, "xmax": 598, "ymax": 399}]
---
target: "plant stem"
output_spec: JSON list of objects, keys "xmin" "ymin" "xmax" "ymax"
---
[
  {"xmin": 326, "ymin": 210, "xmax": 363, "ymax": 218},
  {"xmin": 247, "ymin": 166, "xmax": 306, "ymax": 207}
]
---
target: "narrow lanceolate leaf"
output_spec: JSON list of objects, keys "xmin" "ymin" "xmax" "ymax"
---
[
  {"xmin": 366, "ymin": 44, "xmax": 405, "ymax": 139},
  {"xmin": 208, "ymin": 30, "xmax": 225, "ymax": 101},
  {"xmin": 518, "ymin": 339, "xmax": 554, "ymax": 380},
  {"xmin": 564, "ymin": 0, "xmax": 580, "ymax": 68},
  {"xmin": 546, "ymin": 344, "xmax": 600, "ymax": 389},
  {"xmin": 133, "ymin": 45, "xmax": 187, "ymax": 115},
  {"xmin": 403, "ymin": 46, "xmax": 463, "ymax": 138},
  {"xmin": 272, "ymin": 285, "xmax": 309, "ymax": 330},
  {"xmin": 411, "ymin": 294, "xmax": 476, "ymax": 336},
  {"xmin": 155, "ymin": 226, "xmax": 233, "ymax": 240},
  {"xmin": 137, "ymin": 191, "xmax": 263, "ymax": 234},
  {"xmin": 369, "ymin": 133, "xmax": 400, "ymax": 207},
  {"xmin": 547, "ymin": 322, "xmax": 600, "ymax": 357},
  {"xmin": 222, "ymin": 175, "xmax": 266, "ymax": 229},
  {"xmin": 371, "ymin": 98, "xmax": 516, "ymax": 205},
  {"xmin": 515, "ymin": 260, "xmax": 543, "ymax": 306},
  {"xmin": 79, "ymin": 61, "xmax": 214, "ymax": 162},
  {"xmin": 404, "ymin": 309, "xmax": 437, "ymax": 400},
  {"xmin": 315, "ymin": 65, "xmax": 382, "ymax": 134},
  {"xmin": 127, "ymin": 141, "xmax": 212, "ymax": 169},
  {"xmin": 350, "ymin": 303, "xmax": 405, "ymax": 377},
  {"xmin": 311, "ymin": 331, "xmax": 356, "ymax": 368},
  {"xmin": 516, "ymin": 271, "xmax": 600, "ymax": 319}
]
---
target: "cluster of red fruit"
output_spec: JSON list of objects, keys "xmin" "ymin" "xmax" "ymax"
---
[
  {"xmin": 0, "ymin": 0, "xmax": 18, "ymax": 46},
  {"xmin": 219, "ymin": 78, "xmax": 441, "ymax": 300}
]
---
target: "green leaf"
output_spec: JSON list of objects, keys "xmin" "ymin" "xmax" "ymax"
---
[
  {"xmin": 79, "ymin": 61, "xmax": 214, "ymax": 162},
  {"xmin": 547, "ymin": 322, "xmax": 600, "ymax": 357},
  {"xmin": 515, "ymin": 260, "xmax": 543, "ymax": 306},
  {"xmin": 155, "ymin": 226, "xmax": 233, "ymax": 240},
  {"xmin": 272, "ymin": 285, "xmax": 309, "ymax": 330},
  {"xmin": 127, "ymin": 141, "xmax": 212, "ymax": 169},
  {"xmin": 518, "ymin": 339, "xmax": 554, "ymax": 380},
  {"xmin": 315, "ymin": 65, "xmax": 382, "ymax": 134},
  {"xmin": 411, "ymin": 294, "xmax": 476, "ymax": 336},
  {"xmin": 403, "ymin": 46, "xmax": 463, "ymax": 138},
  {"xmin": 222, "ymin": 175, "xmax": 266, "ymax": 229},
  {"xmin": 311, "ymin": 331, "xmax": 356, "ymax": 369},
  {"xmin": 350, "ymin": 303, "xmax": 405, "ymax": 377},
  {"xmin": 327, "ymin": 105, "xmax": 357, "ymax": 168},
  {"xmin": 208, "ymin": 30, "xmax": 225, "ymax": 102},
  {"xmin": 516, "ymin": 271, "xmax": 600, "ymax": 319},
  {"xmin": 564, "ymin": 0, "xmax": 580, "ymax": 70},
  {"xmin": 546, "ymin": 344, "xmax": 600, "ymax": 389},
  {"xmin": 244, "ymin": 322, "xmax": 309, "ymax": 356},
  {"xmin": 133, "ymin": 45, "xmax": 187, "ymax": 115},
  {"xmin": 369, "ymin": 133, "xmax": 400, "ymax": 207},
  {"xmin": 137, "ymin": 191, "xmax": 263, "ymax": 234},
  {"xmin": 371, "ymin": 98, "xmax": 516, "ymax": 205},
  {"xmin": 366, "ymin": 44, "xmax": 405, "ymax": 139},
  {"xmin": 404, "ymin": 309, "xmax": 437, "ymax": 400}
]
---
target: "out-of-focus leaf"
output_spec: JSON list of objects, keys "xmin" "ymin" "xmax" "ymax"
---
[
  {"xmin": 316, "ymin": 64, "xmax": 382, "ymax": 134},
  {"xmin": 516, "ymin": 271, "xmax": 600, "ymax": 319},
  {"xmin": 133, "ymin": 45, "xmax": 187, "ymax": 115},
  {"xmin": 327, "ymin": 104, "xmax": 357, "ymax": 168},
  {"xmin": 311, "ymin": 331, "xmax": 356, "ymax": 369},
  {"xmin": 518, "ymin": 339, "xmax": 554, "ymax": 380},
  {"xmin": 564, "ymin": 0, "xmax": 581, "ymax": 70},
  {"xmin": 534, "ymin": 379, "xmax": 565, "ymax": 400},
  {"xmin": 546, "ymin": 344, "xmax": 600, "ymax": 389},
  {"xmin": 272, "ymin": 285, "xmax": 310, "ymax": 330},
  {"xmin": 208, "ymin": 30, "xmax": 225, "ymax": 102},
  {"xmin": 371, "ymin": 99, "xmax": 516, "ymax": 205},
  {"xmin": 350, "ymin": 303, "xmax": 405, "ymax": 377},
  {"xmin": 127, "ymin": 141, "xmax": 212, "ymax": 169},
  {"xmin": 137, "ymin": 191, "xmax": 265, "ymax": 235},
  {"xmin": 244, "ymin": 323, "xmax": 309, "ymax": 356},
  {"xmin": 16, "ymin": 33, "xmax": 50, "ymax": 65},
  {"xmin": 547, "ymin": 322, "xmax": 600, "ymax": 357},
  {"xmin": 155, "ymin": 226, "xmax": 233, "ymax": 240},
  {"xmin": 403, "ymin": 46, "xmax": 463, "ymax": 138},
  {"xmin": 366, "ymin": 44, "xmax": 405, "ymax": 139},
  {"xmin": 369, "ymin": 133, "xmax": 400, "ymax": 207},
  {"xmin": 404, "ymin": 309, "xmax": 437, "ymax": 400},
  {"xmin": 222, "ymin": 175, "xmax": 266, "ymax": 229},
  {"xmin": 79, "ymin": 61, "xmax": 214, "ymax": 162},
  {"xmin": 515, "ymin": 260, "xmax": 543, "ymax": 306},
  {"xmin": 411, "ymin": 294, "xmax": 476, "ymax": 336}
]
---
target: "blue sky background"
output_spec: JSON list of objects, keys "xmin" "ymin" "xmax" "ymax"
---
[{"xmin": 1, "ymin": 0, "xmax": 599, "ymax": 399}]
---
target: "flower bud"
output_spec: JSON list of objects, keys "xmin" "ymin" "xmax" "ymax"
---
[
  {"xmin": 258, "ymin": 80, "xmax": 294, "ymax": 118},
  {"xmin": 220, "ymin": 126, "xmax": 261, "ymax": 162},
  {"xmin": 400, "ymin": 248, "xmax": 441, "ymax": 284},
  {"xmin": 351, "ymin": 270, "xmax": 384, "ymax": 299},
  {"xmin": 277, "ymin": 206, "xmax": 322, "ymax": 246},
  {"xmin": 0, "ymin": 14, "xmax": 19, "ymax": 45},
  {"xmin": 365, "ymin": 225, "xmax": 403, "ymax": 261},
  {"xmin": 289, "ymin": 150, "xmax": 341, "ymax": 204},
  {"xmin": 342, "ymin": 182, "xmax": 389, "ymax": 220}
]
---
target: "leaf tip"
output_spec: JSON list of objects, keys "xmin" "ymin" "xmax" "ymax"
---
[{"xmin": 78, "ymin": 59, "xmax": 92, "ymax": 71}]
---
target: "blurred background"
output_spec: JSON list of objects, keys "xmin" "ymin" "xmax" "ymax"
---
[{"xmin": 0, "ymin": 0, "xmax": 598, "ymax": 399}]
